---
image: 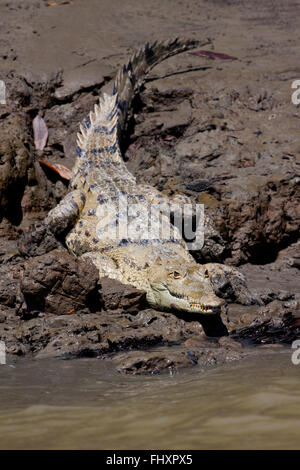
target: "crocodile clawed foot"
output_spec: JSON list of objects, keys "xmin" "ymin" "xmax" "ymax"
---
[{"xmin": 203, "ymin": 263, "xmax": 263, "ymax": 306}]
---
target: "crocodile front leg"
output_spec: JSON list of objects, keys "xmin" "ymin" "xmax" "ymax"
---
[
  {"xmin": 204, "ymin": 263, "xmax": 262, "ymax": 306},
  {"xmin": 45, "ymin": 189, "xmax": 86, "ymax": 236}
]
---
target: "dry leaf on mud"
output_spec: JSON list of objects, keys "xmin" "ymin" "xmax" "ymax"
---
[
  {"xmin": 188, "ymin": 51, "xmax": 238, "ymax": 60},
  {"xmin": 33, "ymin": 115, "xmax": 48, "ymax": 151},
  {"xmin": 39, "ymin": 160, "xmax": 72, "ymax": 180},
  {"xmin": 66, "ymin": 308, "xmax": 75, "ymax": 315},
  {"xmin": 47, "ymin": 1, "xmax": 72, "ymax": 5}
]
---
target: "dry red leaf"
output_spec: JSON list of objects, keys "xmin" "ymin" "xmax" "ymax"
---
[
  {"xmin": 188, "ymin": 50, "xmax": 238, "ymax": 60},
  {"xmin": 39, "ymin": 160, "xmax": 72, "ymax": 180},
  {"xmin": 66, "ymin": 308, "xmax": 75, "ymax": 315}
]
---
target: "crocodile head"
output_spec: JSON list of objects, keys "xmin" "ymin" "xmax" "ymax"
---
[{"xmin": 145, "ymin": 262, "xmax": 224, "ymax": 314}]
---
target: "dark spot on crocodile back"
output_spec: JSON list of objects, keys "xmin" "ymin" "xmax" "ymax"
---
[{"xmin": 83, "ymin": 117, "xmax": 91, "ymax": 129}]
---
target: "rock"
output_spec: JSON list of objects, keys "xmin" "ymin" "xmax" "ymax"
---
[
  {"xmin": 238, "ymin": 263, "xmax": 299, "ymax": 305},
  {"xmin": 17, "ymin": 222, "xmax": 61, "ymax": 257},
  {"xmin": 274, "ymin": 241, "xmax": 300, "ymax": 270},
  {"xmin": 99, "ymin": 277, "xmax": 147, "ymax": 313},
  {"xmin": 0, "ymin": 307, "xmax": 205, "ymax": 361},
  {"xmin": 220, "ymin": 303, "xmax": 260, "ymax": 331},
  {"xmin": 218, "ymin": 336, "xmax": 243, "ymax": 350},
  {"xmin": 0, "ymin": 263, "xmax": 20, "ymax": 308},
  {"xmin": 114, "ymin": 348, "xmax": 198, "ymax": 375},
  {"xmin": 114, "ymin": 340, "xmax": 244, "ymax": 375},
  {"xmin": 183, "ymin": 336, "xmax": 219, "ymax": 349},
  {"xmin": 0, "ymin": 117, "xmax": 33, "ymax": 225},
  {"xmin": 0, "ymin": 308, "xmax": 7, "ymax": 323},
  {"xmin": 232, "ymin": 300, "xmax": 300, "ymax": 345},
  {"xmin": 19, "ymin": 249, "xmax": 101, "ymax": 315}
]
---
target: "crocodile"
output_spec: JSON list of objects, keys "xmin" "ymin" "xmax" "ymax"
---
[{"xmin": 45, "ymin": 37, "xmax": 257, "ymax": 316}]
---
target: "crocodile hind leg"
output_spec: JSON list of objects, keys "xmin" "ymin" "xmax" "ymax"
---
[
  {"xmin": 44, "ymin": 189, "xmax": 86, "ymax": 236},
  {"xmin": 203, "ymin": 263, "xmax": 262, "ymax": 306},
  {"xmin": 137, "ymin": 184, "xmax": 226, "ymax": 261}
]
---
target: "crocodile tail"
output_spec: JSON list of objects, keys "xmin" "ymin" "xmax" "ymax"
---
[
  {"xmin": 113, "ymin": 37, "xmax": 201, "ymax": 130},
  {"xmin": 72, "ymin": 38, "xmax": 202, "ymax": 186}
]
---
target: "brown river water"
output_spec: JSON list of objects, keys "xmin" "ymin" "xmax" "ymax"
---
[{"xmin": 0, "ymin": 349, "xmax": 299, "ymax": 450}]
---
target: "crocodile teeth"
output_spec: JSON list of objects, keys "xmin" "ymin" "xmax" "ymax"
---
[{"xmin": 189, "ymin": 304, "xmax": 213, "ymax": 312}]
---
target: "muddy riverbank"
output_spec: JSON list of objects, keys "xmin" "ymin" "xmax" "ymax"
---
[{"xmin": 0, "ymin": 0, "xmax": 299, "ymax": 376}]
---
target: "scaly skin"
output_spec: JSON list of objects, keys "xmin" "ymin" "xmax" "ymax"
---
[{"xmin": 45, "ymin": 38, "xmax": 257, "ymax": 315}]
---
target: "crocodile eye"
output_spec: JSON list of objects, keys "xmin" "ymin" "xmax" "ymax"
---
[
  {"xmin": 169, "ymin": 270, "xmax": 182, "ymax": 279},
  {"xmin": 204, "ymin": 269, "xmax": 209, "ymax": 278}
]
